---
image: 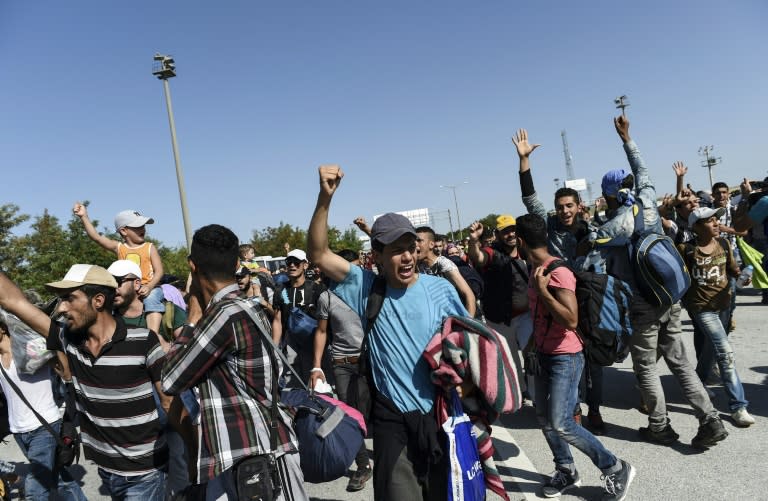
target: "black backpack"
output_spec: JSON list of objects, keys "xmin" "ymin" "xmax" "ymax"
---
[{"xmin": 545, "ymin": 260, "xmax": 634, "ymax": 366}]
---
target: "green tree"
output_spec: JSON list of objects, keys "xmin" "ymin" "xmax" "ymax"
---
[
  {"xmin": 250, "ymin": 222, "xmax": 307, "ymax": 256},
  {"xmin": 0, "ymin": 203, "xmax": 30, "ymax": 276},
  {"xmin": 476, "ymin": 213, "xmax": 500, "ymax": 238},
  {"xmin": 15, "ymin": 210, "xmax": 69, "ymax": 293},
  {"xmin": 158, "ymin": 244, "xmax": 190, "ymax": 281},
  {"xmin": 328, "ymin": 227, "xmax": 363, "ymax": 253}
]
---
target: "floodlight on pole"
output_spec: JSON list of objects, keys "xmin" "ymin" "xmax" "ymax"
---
[
  {"xmin": 614, "ymin": 95, "xmax": 630, "ymax": 115},
  {"xmin": 440, "ymin": 181, "xmax": 469, "ymax": 240},
  {"xmin": 698, "ymin": 145, "xmax": 721, "ymax": 189},
  {"xmin": 152, "ymin": 53, "xmax": 193, "ymax": 250}
]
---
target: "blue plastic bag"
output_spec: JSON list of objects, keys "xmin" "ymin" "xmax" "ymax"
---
[{"xmin": 443, "ymin": 389, "xmax": 485, "ymax": 501}]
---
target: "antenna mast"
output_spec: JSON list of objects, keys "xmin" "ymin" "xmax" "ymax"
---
[{"xmin": 561, "ymin": 130, "xmax": 575, "ymax": 181}]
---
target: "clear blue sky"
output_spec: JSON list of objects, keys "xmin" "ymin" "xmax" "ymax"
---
[{"xmin": 2, "ymin": 1, "xmax": 766, "ymax": 249}]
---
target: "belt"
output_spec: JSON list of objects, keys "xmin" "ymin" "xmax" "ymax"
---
[{"xmin": 332, "ymin": 355, "xmax": 360, "ymax": 365}]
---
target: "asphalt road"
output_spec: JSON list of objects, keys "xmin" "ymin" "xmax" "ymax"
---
[{"xmin": 2, "ymin": 291, "xmax": 766, "ymax": 500}]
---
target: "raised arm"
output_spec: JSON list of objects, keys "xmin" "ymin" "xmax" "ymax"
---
[
  {"xmin": 466, "ymin": 221, "xmax": 488, "ymax": 269},
  {"xmin": 307, "ymin": 165, "xmax": 351, "ymax": 283},
  {"xmin": 672, "ymin": 162, "xmax": 687, "ymax": 196},
  {"xmin": 513, "ymin": 129, "xmax": 547, "ymax": 219},
  {"xmin": 353, "ymin": 217, "xmax": 372, "ymax": 237},
  {"xmin": 442, "ymin": 268, "xmax": 477, "ymax": 317},
  {"xmin": 0, "ymin": 271, "xmax": 52, "ymax": 337},
  {"xmin": 73, "ymin": 202, "xmax": 119, "ymax": 253}
]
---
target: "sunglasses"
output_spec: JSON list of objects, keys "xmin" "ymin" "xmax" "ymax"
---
[
  {"xmin": 114, "ymin": 275, "xmax": 139, "ymax": 286},
  {"xmin": 285, "ymin": 259, "xmax": 304, "ymax": 267}
]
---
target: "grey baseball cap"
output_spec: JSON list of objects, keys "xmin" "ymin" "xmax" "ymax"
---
[{"xmin": 370, "ymin": 213, "xmax": 417, "ymax": 245}]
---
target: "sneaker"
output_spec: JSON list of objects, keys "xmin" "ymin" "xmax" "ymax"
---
[
  {"xmin": 732, "ymin": 407, "xmax": 756, "ymax": 427},
  {"xmin": 601, "ymin": 460, "xmax": 636, "ymax": 501},
  {"xmin": 542, "ymin": 468, "xmax": 581, "ymax": 498},
  {"xmin": 587, "ymin": 411, "xmax": 607, "ymax": 435},
  {"xmin": 692, "ymin": 417, "xmax": 729, "ymax": 449},
  {"xmin": 346, "ymin": 464, "xmax": 372, "ymax": 492},
  {"xmin": 639, "ymin": 423, "xmax": 679, "ymax": 445}
]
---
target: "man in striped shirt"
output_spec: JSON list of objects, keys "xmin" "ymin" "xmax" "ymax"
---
[
  {"xmin": 0, "ymin": 264, "xmax": 179, "ymax": 500},
  {"xmin": 162, "ymin": 224, "xmax": 307, "ymax": 500}
]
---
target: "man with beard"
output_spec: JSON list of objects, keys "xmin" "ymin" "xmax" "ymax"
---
[
  {"xmin": 467, "ymin": 214, "xmax": 533, "ymax": 399},
  {"xmin": 108, "ymin": 259, "xmax": 195, "ymax": 497},
  {"xmin": 0, "ymin": 265, "xmax": 182, "ymax": 500}
]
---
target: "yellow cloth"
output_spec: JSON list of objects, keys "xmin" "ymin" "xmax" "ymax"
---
[{"xmin": 736, "ymin": 237, "xmax": 767, "ymax": 289}]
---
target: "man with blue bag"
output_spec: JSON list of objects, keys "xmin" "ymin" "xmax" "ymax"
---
[{"xmin": 308, "ymin": 164, "xmax": 469, "ymax": 501}]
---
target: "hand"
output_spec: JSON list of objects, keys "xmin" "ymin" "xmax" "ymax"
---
[
  {"xmin": 511, "ymin": 129, "xmax": 540, "ymax": 159},
  {"xmin": 137, "ymin": 284, "xmax": 149, "ymax": 298},
  {"xmin": 318, "ymin": 164, "xmax": 344, "ymax": 197},
  {"xmin": 614, "ymin": 115, "xmax": 631, "ymax": 143},
  {"xmin": 283, "ymin": 242, "xmax": 291, "ymax": 253},
  {"xmin": 532, "ymin": 265, "xmax": 551, "ymax": 295},
  {"xmin": 72, "ymin": 202, "xmax": 88, "ymax": 218},
  {"xmin": 309, "ymin": 369, "xmax": 326, "ymax": 390},
  {"xmin": 672, "ymin": 161, "xmax": 688, "ymax": 178},
  {"xmin": 353, "ymin": 217, "xmax": 370, "ymax": 232},
  {"xmin": 468, "ymin": 221, "xmax": 484, "ymax": 242},
  {"xmin": 741, "ymin": 178, "xmax": 753, "ymax": 196}
]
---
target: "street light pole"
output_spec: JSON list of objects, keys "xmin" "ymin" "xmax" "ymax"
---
[
  {"xmin": 153, "ymin": 53, "xmax": 193, "ymax": 251},
  {"xmin": 698, "ymin": 145, "xmax": 721, "ymax": 189},
  {"xmin": 440, "ymin": 181, "xmax": 468, "ymax": 240}
]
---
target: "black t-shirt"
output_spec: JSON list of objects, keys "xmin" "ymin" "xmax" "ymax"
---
[
  {"xmin": 273, "ymin": 279, "xmax": 325, "ymax": 328},
  {"xmin": 479, "ymin": 244, "xmax": 530, "ymax": 324}
]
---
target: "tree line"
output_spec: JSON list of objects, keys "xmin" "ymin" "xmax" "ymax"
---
[{"xmin": 0, "ymin": 203, "xmax": 364, "ymax": 297}]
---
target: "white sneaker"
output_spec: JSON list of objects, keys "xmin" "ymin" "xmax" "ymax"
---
[{"xmin": 732, "ymin": 407, "xmax": 756, "ymax": 427}]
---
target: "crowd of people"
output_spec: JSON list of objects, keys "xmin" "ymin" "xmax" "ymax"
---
[{"xmin": 0, "ymin": 112, "xmax": 767, "ymax": 501}]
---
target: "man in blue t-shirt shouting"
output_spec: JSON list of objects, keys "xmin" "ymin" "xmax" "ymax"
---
[{"xmin": 308, "ymin": 165, "xmax": 467, "ymax": 501}]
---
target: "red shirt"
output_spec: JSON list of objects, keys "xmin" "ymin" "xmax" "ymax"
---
[{"xmin": 528, "ymin": 257, "xmax": 582, "ymax": 355}]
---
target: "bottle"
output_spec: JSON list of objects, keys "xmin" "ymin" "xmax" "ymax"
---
[{"xmin": 736, "ymin": 265, "xmax": 754, "ymax": 288}]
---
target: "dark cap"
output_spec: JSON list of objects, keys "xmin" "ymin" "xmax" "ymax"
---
[{"xmin": 370, "ymin": 213, "xmax": 417, "ymax": 245}]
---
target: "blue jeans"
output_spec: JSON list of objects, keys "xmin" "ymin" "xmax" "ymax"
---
[
  {"xmin": 98, "ymin": 468, "xmax": 166, "ymax": 501},
  {"xmin": 691, "ymin": 309, "xmax": 749, "ymax": 412},
  {"xmin": 534, "ymin": 352, "xmax": 619, "ymax": 473},
  {"xmin": 14, "ymin": 420, "xmax": 87, "ymax": 501}
]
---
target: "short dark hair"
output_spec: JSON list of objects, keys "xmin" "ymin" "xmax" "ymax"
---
[
  {"xmin": 190, "ymin": 224, "xmax": 240, "ymax": 281},
  {"xmin": 371, "ymin": 239, "xmax": 384, "ymax": 252},
  {"xmin": 415, "ymin": 226, "xmax": 436, "ymax": 240},
  {"xmin": 80, "ymin": 284, "xmax": 116, "ymax": 311},
  {"xmin": 336, "ymin": 249, "xmax": 359, "ymax": 263},
  {"xmin": 554, "ymin": 187, "xmax": 580, "ymax": 205},
  {"xmin": 712, "ymin": 182, "xmax": 728, "ymax": 192},
  {"xmin": 515, "ymin": 214, "xmax": 548, "ymax": 250}
]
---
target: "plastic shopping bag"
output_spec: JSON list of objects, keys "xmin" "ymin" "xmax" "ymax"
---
[
  {"xmin": 737, "ymin": 237, "xmax": 768, "ymax": 289},
  {"xmin": 0, "ymin": 308, "xmax": 55, "ymax": 374},
  {"xmin": 443, "ymin": 389, "xmax": 485, "ymax": 501}
]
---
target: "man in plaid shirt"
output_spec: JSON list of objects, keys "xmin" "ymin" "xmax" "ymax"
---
[{"xmin": 162, "ymin": 224, "xmax": 307, "ymax": 500}]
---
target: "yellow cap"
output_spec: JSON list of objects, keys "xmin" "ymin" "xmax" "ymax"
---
[{"xmin": 496, "ymin": 214, "xmax": 516, "ymax": 231}]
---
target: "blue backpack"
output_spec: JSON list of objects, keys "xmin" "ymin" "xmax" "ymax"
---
[
  {"xmin": 630, "ymin": 202, "xmax": 691, "ymax": 307},
  {"xmin": 545, "ymin": 260, "xmax": 633, "ymax": 366}
]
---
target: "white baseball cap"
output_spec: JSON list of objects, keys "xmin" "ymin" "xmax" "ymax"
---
[
  {"xmin": 115, "ymin": 210, "xmax": 154, "ymax": 231},
  {"xmin": 107, "ymin": 260, "xmax": 143, "ymax": 281}
]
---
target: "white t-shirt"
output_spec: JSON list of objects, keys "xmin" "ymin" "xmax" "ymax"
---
[{"xmin": 0, "ymin": 357, "xmax": 60, "ymax": 433}]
